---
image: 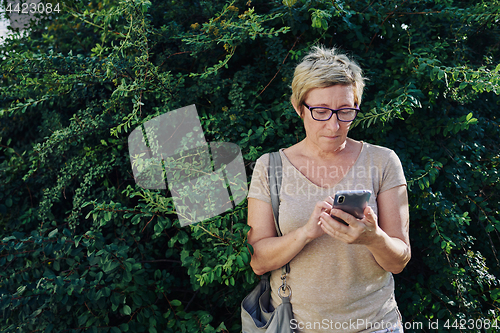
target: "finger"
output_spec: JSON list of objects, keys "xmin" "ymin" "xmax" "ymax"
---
[
  {"xmin": 319, "ymin": 212, "xmax": 350, "ymax": 232},
  {"xmin": 316, "ymin": 200, "xmax": 333, "ymax": 214},
  {"xmin": 362, "ymin": 206, "xmax": 378, "ymax": 225},
  {"xmin": 319, "ymin": 216, "xmax": 350, "ymax": 242},
  {"xmin": 330, "ymin": 208, "xmax": 360, "ymax": 227},
  {"xmin": 323, "ymin": 197, "xmax": 333, "ymax": 209}
]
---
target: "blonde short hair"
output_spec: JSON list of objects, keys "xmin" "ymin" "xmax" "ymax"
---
[{"xmin": 291, "ymin": 45, "xmax": 366, "ymax": 115}]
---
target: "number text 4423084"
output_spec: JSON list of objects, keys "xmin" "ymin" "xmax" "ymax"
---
[{"xmin": 6, "ymin": 2, "xmax": 61, "ymax": 15}]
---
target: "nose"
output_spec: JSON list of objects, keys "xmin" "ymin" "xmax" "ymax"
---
[{"xmin": 325, "ymin": 114, "xmax": 340, "ymax": 131}]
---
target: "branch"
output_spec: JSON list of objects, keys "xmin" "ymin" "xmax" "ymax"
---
[{"xmin": 258, "ymin": 36, "xmax": 301, "ymax": 97}]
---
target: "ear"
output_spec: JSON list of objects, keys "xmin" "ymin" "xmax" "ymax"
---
[{"xmin": 291, "ymin": 99, "xmax": 303, "ymax": 119}]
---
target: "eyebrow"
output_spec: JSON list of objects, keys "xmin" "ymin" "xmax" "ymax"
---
[{"xmin": 304, "ymin": 102, "xmax": 358, "ymax": 108}]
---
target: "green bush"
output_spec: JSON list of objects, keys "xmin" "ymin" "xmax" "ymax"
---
[{"xmin": 1, "ymin": 0, "xmax": 499, "ymax": 332}]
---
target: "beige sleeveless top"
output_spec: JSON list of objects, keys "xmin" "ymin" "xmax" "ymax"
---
[{"xmin": 247, "ymin": 142, "xmax": 407, "ymax": 333}]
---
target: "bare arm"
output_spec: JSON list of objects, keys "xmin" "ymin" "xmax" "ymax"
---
[
  {"xmin": 247, "ymin": 197, "xmax": 330, "ymax": 275},
  {"xmin": 367, "ymin": 184, "xmax": 411, "ymax": 273},
  {"xmin": 318, "ymin": 185, "xmax": 411, "ymax": 274}
]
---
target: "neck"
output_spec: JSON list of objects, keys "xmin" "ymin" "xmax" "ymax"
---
[{"xmin": 302, "ymin": 137, "xmax": 351, "ymax": 161}]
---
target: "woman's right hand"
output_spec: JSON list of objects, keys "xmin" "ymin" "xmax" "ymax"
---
[
  {"xmin": 301, "ymin": 196, "xmax": 333, "ymax": 243},
  {"xmin": 248, "ymin": 196, "xmax": 333, "ymax": 274}
]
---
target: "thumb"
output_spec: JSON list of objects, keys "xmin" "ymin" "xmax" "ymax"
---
[{"xmin": 364, "ymin": 206, "xmax": 377, "ymax": 225}]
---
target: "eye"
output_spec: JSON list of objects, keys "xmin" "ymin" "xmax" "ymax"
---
[
  {"xmin": 314, "ymin": 108, "xmax": 330, "ymax": 115},
  {"xmin": 337, "ymin": 109, "xmax": 358, "ymax": 121},
  {"xmin": 338, "ymin": 110, "xmax": 352, "ymax": 116}
]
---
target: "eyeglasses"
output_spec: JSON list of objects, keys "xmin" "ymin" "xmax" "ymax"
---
[{"xmin": 303, "ymin": 102, "xmax": 359, "ymax": 122}]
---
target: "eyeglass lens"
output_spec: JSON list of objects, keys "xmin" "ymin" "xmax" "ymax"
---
[{"xmin": 312, "ymin": 108, "xmax": 357, "ymax": 121}]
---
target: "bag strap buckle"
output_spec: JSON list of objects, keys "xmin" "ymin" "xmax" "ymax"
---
[{"xmin": 278, "ymin": 273, "xmax": 292, "ymax": 299}]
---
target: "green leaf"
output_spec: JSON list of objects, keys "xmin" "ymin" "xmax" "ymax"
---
[
  {"xmin": 170, "ymin": 300, "xmax": 182, "ymax": 307},
  {"xmin": 123, "ymin": 270, "xmax": 132, "ymax": 283},
  {"xmin": 111, "ymin": 293, "xmax": 121, "ymax": 307},
  {"xmin": 177, "ymin": 231, "xmax": 189, "ymax": 244},
  {"xmin": 236, "ymin": 255, "xmax": 243, "ymax": 267},
  {"xmin": 123, "ymin": 305, "xmax": 132, "ymax": 316},
  {"xmin": 103, "ymin": 260, "xmax": 121, "ymax": 273},
  {"xmin": 78, "ymin": 313, "xmax": 89, "ymax": 326},
  {"xmin": 437, "ymin": 69, "xmax": 445, "ymax": 80}
]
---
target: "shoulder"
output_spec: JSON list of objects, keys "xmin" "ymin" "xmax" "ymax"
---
[
  {"xmin": 255, "ymin": 152, "xmax": 270, "ymax": 167},
  {"xmin": 255, "ymin": 148, "xmax": 288, "ymax": 166},
  {"xmin": 362, "ymin": 142, "xmax": 401, "ymax": 163},
  {"xmin": 252, "ymin": 149, "xmax": 284, "ymax": 177},
  {"xmin": 361, "ymin": 142, "xmax": 406, "ymax": 191},
  {"xmin": 363, "ymin": 141, "xmax": 396, "ymax": 155}
]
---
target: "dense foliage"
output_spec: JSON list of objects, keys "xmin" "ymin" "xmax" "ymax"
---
[{"xmin": 1, "ymin": 0, "xmax": 499, "ymax": 332}]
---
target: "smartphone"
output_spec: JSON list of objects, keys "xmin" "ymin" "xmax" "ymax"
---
[{"xmin": 331, "ymin": 190, "xmax": 372, "ymax": 225}]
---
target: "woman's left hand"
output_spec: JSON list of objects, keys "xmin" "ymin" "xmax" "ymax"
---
[{"xmin": 318, "ymin": 206, "xmax": 382, "ymax": 245}]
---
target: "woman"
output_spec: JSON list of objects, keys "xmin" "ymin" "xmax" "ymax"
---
[{"xmin": 246, "ymin": 45, "xmax": 410, "ymax": 333}]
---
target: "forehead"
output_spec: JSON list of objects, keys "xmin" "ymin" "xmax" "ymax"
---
[{"xmin": 305, "ymin": 85, "xmax": 355, "ymax": 105}]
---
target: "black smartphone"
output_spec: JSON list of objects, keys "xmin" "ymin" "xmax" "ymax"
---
[{"xmin": 331, "ymin": 190, "xmax": 372, "ymax": 225}]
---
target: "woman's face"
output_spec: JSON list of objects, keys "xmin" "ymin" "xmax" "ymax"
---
[{"xmin": 294, "ymin": 85, "xmax": 356, "ymax": 154}]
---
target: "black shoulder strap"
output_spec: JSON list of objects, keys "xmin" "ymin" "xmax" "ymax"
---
[
  {"xmin": 268, "ymin": 151, "xmax": 290, "ymax": 274},
  {"xmin": 269, "ymin": 151, "xmax": 283, "ymax": 236}
]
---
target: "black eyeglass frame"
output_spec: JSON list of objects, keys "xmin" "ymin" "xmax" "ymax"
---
[{"xmin": 303, "ymin": 102, "xmax": 360, "ymax": 122}]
